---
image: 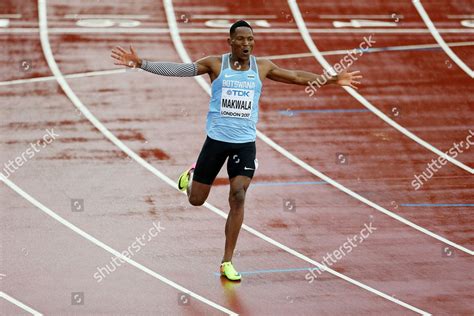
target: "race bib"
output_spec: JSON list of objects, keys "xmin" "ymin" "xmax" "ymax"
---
[{"xmin": 220, "ymin": 87, "xmax": 254, "ymax": 119}]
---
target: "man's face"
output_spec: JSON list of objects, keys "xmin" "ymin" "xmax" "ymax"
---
[{"xmin": 228, "ymin": 27, "xmax": 254, "ymax": 59}]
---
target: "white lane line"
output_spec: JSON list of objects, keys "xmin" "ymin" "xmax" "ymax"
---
[
  {"xmin": 0, "ymin": 19, "xmax": 10, "ymax": 28},
  {"xmin": 36, "ymin": 1, "xmax": 236, "ymax": 314},
  {"xmin": 413, "ymin": 0, "xmax": 474, "ymax": 78},
  {"xmin": 0, "ymin": 14, "xmax": 22, "ymax": 18},
  {"xmin": 165, "ymin": 0, "xmax": 432, "ymax": 314},
  {"xmin": 257, "ymin": 128, "xmax": 474, "ymax": 251},
  {"xmin": 192, "ymin": 14, "xmax": 278, "ymax": 19},
  {"xmin": 0, "ymin": 176, "xmax": 236, "ymax": 316},
  {"xmin": 166, "ymin": 0, "xmax": 474, "ymax": 256},
  {"xmin": 0, "ymin": 291, "xmax": 43, "ymax": 316},
  {"xmin": 0, "ymin": 69, "xmax": 127, "ymax": 87},
  {"xmin": 319, "ymin": 14, "xmax": 404, "ymax": 19},
  {"xmin": 288, "ymin": 0, "xmax": 473, "ymax": 174},
  {"xmin": 447, "ymin": 15, "xmax": 474, "ymax": 19},
  {"xmin": 2, "ymin": 41, "xmax": 473, "ymax": 88},
  {"xmin": 264, "ymin": 41, "xmax": 474, "ymax": 60},
  {"xmin": 1, "ymin": 27, "xmax": 474, "ymax": 34},
  {"xmin": 64, "ymin": 14, "xmax": 150, "ymax": 19}
]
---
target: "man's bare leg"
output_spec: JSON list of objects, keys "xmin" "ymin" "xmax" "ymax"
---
[
  {"xmin": 222, "ymin": 175, "xmax": 251, "ymax": 262},
  {"xmin": 187, "ymin": 170, "xmax": 212, "ymax": 206}
]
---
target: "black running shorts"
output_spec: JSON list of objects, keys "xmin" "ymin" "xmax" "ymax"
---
[{"xmin": 193, "ymin": 136, "xmax": 257, "ymax": 185}]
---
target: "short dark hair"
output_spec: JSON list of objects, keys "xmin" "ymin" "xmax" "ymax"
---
[{"xmin": 229, "ymin": 20, "xmax": 253, "ymax": 37}]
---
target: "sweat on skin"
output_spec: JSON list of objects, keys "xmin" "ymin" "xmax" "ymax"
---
[{"xmin": 1, "ymin": 128, "xmax": 59, "ymax": 178}]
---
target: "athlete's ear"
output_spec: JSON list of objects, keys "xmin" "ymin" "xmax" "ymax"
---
[{"xmin": 227, "ymin": 37, "xmax": 232, "ymax": 46}]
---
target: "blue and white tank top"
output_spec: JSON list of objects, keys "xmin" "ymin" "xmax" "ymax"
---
[{"xmin": 206, "ymin": 53, "xmax": 263, "ymax": 143}]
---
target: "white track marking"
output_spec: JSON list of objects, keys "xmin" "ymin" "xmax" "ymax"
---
[
  {"xmin": 2, "ymin": 27, "xmax": 474, "ymax": 35},
  {"xmin": 64, "ymin": 14, "xmax": 150, "ymax": 19},
  {"xmin": 0, "ymin": 19, "xmax": 9, "ymax": 28},
  {"xmin": 0, "ymin": 291, "xmax": 43, "ymax": 316},
  {"xmin": 413, "ymin": 0, "xmax": 474, "ymax": 78},
  {"xmin": 264, "ymin": 41, "xmax": 474, "ymax": 60},
  {"xmin": 0, "ymin": 14, "xmax": 22, "ymax": 18},
  {"xmin": 447, "ymin": 15, "xmax": 474, "ymax": 19},
  {"xmin": 333, "ymin": 20, "xmax": 398, "ymax": 28},
  {"xmin": 0, "ymin": 69, "xmax": 127, "ymax": 87},
  {"xmin": 461, "ymin": 20, "xmax": 474, "ymax": 28},
  {"xmin": 319, "ymin": 14, "xmax": 404, "ymax": 19},
  {"xmin": 0, "ymin": 13, "xmax": 21, "ymax": 28},
  {"xmin": 36, "ymin": 1, "xmax": 236, "ymax": 314},
  {"xmin": 75, "ymin": 20, "xmax": 141, "ymax": 28},
  {"xmin": 192, "ymin": 14, "xmax": 277, "ymax": 19},
  {"xmin": 288, "ymin": 0, "xmax": 474, "ymax": 174},
  {"xmin": 166, "ymin": 0, "xmax": 474, "ymax": 255},
  {"xmin": 166, "ymin": 0, "xmax": 433, "ymax": 313},
  {"xmin": 0, "ymin": 176, "xmax": 237, "ymax": 316},
  {"xmin": 34, "ymin": 0, "xmax": 429, "ymax": 313},
  {"xmin": 259, "ymin": 127, "xmax": 474, "ymax": 254},
  {"xmin": 2, "ymin": 41, "xmax": 473, "ymax": 88}
]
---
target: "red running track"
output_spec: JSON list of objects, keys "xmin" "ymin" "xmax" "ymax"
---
[{"xmin": 1, "ymin": 0, "xmax": 473, "ymax": 315}]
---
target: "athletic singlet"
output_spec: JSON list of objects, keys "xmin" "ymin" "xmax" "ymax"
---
[{"xmin": 206, "ymin": 53, "xmax": 263, "ymax": 143}]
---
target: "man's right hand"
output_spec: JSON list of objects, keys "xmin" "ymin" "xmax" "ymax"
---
[{"xmin": 111, "ymin": 45, "xmax": 142, "ymax": 68}]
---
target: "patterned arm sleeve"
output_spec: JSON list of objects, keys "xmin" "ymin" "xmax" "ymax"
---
[{"xmin": 140, "ymin": 60, "xmax": 198, "ymax": 77}]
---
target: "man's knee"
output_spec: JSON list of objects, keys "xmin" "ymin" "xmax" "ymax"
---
[
  {"xmin": 229, "ymin": 187, "xmax": 246, "ymax": 205},
  {"xmin": 189, "ymin": 194, "xmax": 205, "ymax": 206},
  {"xmin": 187, "ymin": 180, "xmax": 211, "ymax": 206}
]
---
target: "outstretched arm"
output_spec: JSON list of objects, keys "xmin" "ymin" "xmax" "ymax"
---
[
  {"xmin": 110, "ymin": 45, "xmax": 213, "ymax": 77},
  {"xmin": 263, "ymin": 59, "xmax": 362, "ymax": 89}
]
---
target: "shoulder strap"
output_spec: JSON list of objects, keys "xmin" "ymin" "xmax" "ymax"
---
[
  {"xmin": 250, "ymin": 55, "xmax": 258, "ymax": 74},
  {"xmin": 222, "ymin": 53, "xmax": 230, "ymax": 71}
]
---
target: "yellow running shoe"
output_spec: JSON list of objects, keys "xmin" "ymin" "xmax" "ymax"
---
[
  {"xmin": 220, "ymin": 261, "xmax": 241, "ymax": 281},
  {"xmin": 177, "ymin": 163, "xmax": 196, "ymax": 191}
]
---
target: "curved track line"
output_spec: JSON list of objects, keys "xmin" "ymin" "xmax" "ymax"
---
[
  {"xmin": 164, "ymin": 0, "xmax": 473, "ymax": 257},
  {"xmin": 256, "ymin": 132, "xmax": 473, "ymax": 256},
  {"xmin": 0, "ymin": 291, "xmax": 43, "ymax": 316},
  {"xmin": 288, "ymin": 0, "xmax": 473, "ymax": 174},
  {"xmin": 32, "ymin": 0, "xmax": 430, "ymax": 313},
  {"xmin": 35, "ymin": 1, "xmax": 236, "ymax": 314},
  {"xmin": 0, "ymin": 175, "xmax": 236, "ymax": 316},
  {"xmin": 0, "ymin": 69, "xmax": 127, "ymax": 87},
  {"xmin": 412, "ymin": 0, "xmax": 474, "ymax": 78}
]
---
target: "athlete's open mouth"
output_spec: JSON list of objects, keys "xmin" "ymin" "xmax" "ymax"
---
[{"xmin": 243, "ymin": 48, "xmax": 250, "ymax": 54}]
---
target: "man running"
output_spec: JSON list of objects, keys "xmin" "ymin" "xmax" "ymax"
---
[{"xmin": 111, "ymin": 20, "xmax": 362, "ymax": 281}]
